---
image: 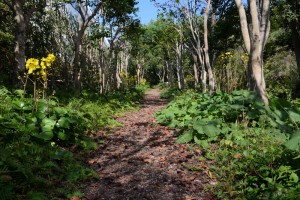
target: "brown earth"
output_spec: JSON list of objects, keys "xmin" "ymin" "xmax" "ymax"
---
[{"xmin": 83, "ymin": 88, "xmax": 215, "ymax": 200}]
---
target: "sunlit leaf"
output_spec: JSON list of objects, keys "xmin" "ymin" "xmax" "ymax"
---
[
  {"xmin": 57, "ymin": 117, "xmax": 70, "ymax": 128},
  {"xmin": 284, "ymin": 131, "xmax": 300, "ymax": 151},
  {"xmin": 176, "ymin": 130, "xmax": 193, "ymax": 143}
]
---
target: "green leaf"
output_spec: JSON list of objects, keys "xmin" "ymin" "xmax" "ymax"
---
[
  {"xmin": 156, "ymin": 115, "xmax": 167, "ymax": 124},
  {"xmin": 290, "ymin": 172, "xmax": 299, "ymax": 183},
  {"xmin": 229, "ymin": 104, "xmax": 244, "ymax": 110},
  {"xmin": 53, "ymin": 107, "xmax": 67, "ymax": 115},
  {"xmin": 176, "ymin": 131, "xmax": 193, "ymax": 143},
  {"xmin": 58, "ymin": 131, "xmax": 67, "ymax": 140},
  {"xmin": 194, "ymin": 136, "xmax": 209, "ymax": 148},
  {"xmin": 41, "ymin": 118, "xmax": 56, "ymax": 128},
  {"xmin": 12, "ymin": 100, "xmax": 25, "ymax": 109},
  {"xmin": 288, "ymin": 110, "xmax": 300, "ymax": 123},
  {"xmin": 203, "ymin": 125, "xmax": 220, "ymax": 137},
  {"xmin": 293, "ymin": 155, "xmax": 300, "ymax": 159},
  {"xmin": 37, "ymin": 100, "xmax": 48, "ymax": 114},
  {"xmin": 25, "ymin": 116, "xmax": 37, "ymax": 131},
  {"xmin": 38, "ymin": 126, "xmax": 54, "ymax": 140},
  {"xmin": 193, "ymin": 119, "xmax": 206, "ymax": 134},
  {"xmin": 57, "ymin": 117, "xmax": 70, "ymax": 128},
  {"xmin": 284, "ymin": 131, "xmax": 300, "ymax": 151}
]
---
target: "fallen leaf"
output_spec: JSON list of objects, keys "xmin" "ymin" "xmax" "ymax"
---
[{"xmin": 234, "ymin": 153, "xmax": 243, "ymax": 159}]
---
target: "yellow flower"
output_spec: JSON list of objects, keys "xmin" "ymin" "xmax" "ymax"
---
[
  {"xmin": 26, "ymin": 58, "xmax": 40, "ymax": 74},
  {"xmin": 41, "ymin": 61, "xmax": 46, "ymax": 69},
  {"xmin": 47, "ymin": 53, "xmax": 56, "ymax": 63},
  {"xmin": 40, "ymin": 70, "xmax": 47, "ymax": 81},
  {"xmin": 25, "ymin": 53, "xmax": 55, "ymax": 79}
]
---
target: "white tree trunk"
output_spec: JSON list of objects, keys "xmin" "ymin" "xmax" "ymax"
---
[
  {"xmin": 204, "ymin": 0, "xmax": 215, "ymax": 95},
  {"xmin": 176, "ymin": 40, "xmax": 185, "ymax": 90},
  {"xmin": 234, "ymin": 0, "xmax": 270, "ymax": 105},
  {"xmin": 192, "ymin": 54, "xmax": 199, "ymax": 89}
]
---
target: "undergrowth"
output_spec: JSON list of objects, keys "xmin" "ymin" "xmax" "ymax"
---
[
  {"xmin": 156, "ymin": 89, "xmax": 300, "ymax": 199},
  {"xmin": 0, "ymin": 85, "xmax": 145, "ymax": 199}
]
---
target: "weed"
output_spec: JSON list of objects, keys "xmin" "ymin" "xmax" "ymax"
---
[{"xmin": 156, "ymin": 89, "xmax": 300, "ymax": 198}]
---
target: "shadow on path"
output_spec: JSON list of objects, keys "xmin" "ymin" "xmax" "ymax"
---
[{"xmin": 83, "ymin": 89, "xmax": 214, "ymax": 200}]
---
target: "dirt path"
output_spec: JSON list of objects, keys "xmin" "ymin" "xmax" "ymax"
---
[{"xmin": 83, "ymin": 89, "xmax": 214, "ymax": 200}]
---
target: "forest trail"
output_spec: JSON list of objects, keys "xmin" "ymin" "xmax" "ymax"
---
[{"xmin": 83, "ymin": 89, "xmax": 214, "ymax": 200}]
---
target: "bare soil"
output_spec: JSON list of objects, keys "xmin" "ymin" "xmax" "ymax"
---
[{"xmin": 83, "ymin": 88, "xmax": 215, "ymax": 200}]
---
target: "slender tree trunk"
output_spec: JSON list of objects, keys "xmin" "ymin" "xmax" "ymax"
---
[
  {"xmin": 199, "ymin": 47, "xmax": 207, "ymax": 93},
  {"xmin": 137, "ymin": 62, "xmax": 141, "ymax": 84},
  {"xmin": 292, "ymin": 27, "xmax": 300, "ymax": 78},
  {"xmin": 13, "ymin": 0, "xmax": 26, "ymax": 86},
  {"xmin": 175, "ymin": 41, "xmax": 184, "ymax": 90},
  {"xmin": 249, "ymin": 0, "xmax": 269, "ymax": 105},
  {"xmin": 73, "ymin": 37, "xmax": 82, "ymax": 96},
  {"xmin": 99, "ymin": 16, "xmax": 106, "ymax": 94},
  {"xmin": 116, "ymin": 55, "xmax": 122, "ymax": 89},
  {"xmin": 234, "ymin": 0, "xmax": 270, "ymax": 105},
  {"xmin": 192, "ymin": 54, "xmax": 199, "ymax": 89},
  {"xmin": 204, "ymin": 0, "xmax": 215, "ymax": 95},
  {"xmin": 166, "ymin": 60, "xmax": 174, "ymax": 85},
  {"xmin": 166, "ymin": 49, "xmax": 174, "ymax": 85}
]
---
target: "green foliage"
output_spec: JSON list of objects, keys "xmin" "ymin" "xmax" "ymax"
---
[
  {"xmin": 0, "ymin": 85, "xmax": 143, "ymax": 199},
  {"xmin": 212, "ymin": 126, "xmax": 300, "ymax": 199},
  {"xmin": 159, "ymin": 86, "xmax": 182, "ymax": 99},
  {"xmin": 265, "ymin": 51, "xmax": 298, "ymax": 99},
  {"xmin": 156, "ymin": 90, "xmax": 300, "ymax": 198}
]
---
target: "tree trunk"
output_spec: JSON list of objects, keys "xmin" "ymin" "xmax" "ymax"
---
[
  {"xmin": 235, "ymin": 0, "xmax": 270, "ymax": 105},
  {"xmin": 13, "ymin": 0, "xmax": 26, "ymax": 86},
  {"xmin": 175, "ymin": 41, "xmax": 184, "ymax": 90},
  {"xmin": 199, "ymin": 47, "xmax": 207, "ymax": 93},
  {"xmin": 204, "ymin": 0, "xmax": 215, "ymax": 95},
  {"xmin": 192, "ymin": 54, "xmax": 199, "ymax": 89},
  {"xmin": 73, "ymin": 37, "xmax": 82, "ymax": 96},
  {"xmin": 292, "ymin": 25, "xmax": 300, "ymax": 78},
  {"xmin": 291, "ymin": 25, "xmax": 300, "ymax": 97},
  {"xmin": 166, "ymin": 60, "xmax": 174, "ymax": 85}
]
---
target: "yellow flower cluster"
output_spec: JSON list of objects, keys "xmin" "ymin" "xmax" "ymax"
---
[
  {"xmin": 26, "ymin": 54, "xmax": 56, "ymax": 81},
  {"xmin": 240, "ymin": 53, "xmax": 249, "ymax": 63},
  {"xmin": 220, "ymin": 51, "xmax": 234, "ymax": 60},
  {"xmin": 140, "ymin": 78, "xmax": 147, "ymax": 85},
  {"xmin": 185, "ymin": 74, "xmax": 194, "ymax": 81}
]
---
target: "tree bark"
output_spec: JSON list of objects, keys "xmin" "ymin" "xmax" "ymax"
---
[
  {"xmin": 204, "ymin": 0, "xmax": 215, "ymax": 95},
  {"xmin": 199, "ymin": 47, "xmax": 207, "ymax": 93},
  {"xmin": 175, "ymin": 40, "xmax": 185, "ymax": 90},
  {"xmin": 234, "ymin": 0, "xmax": 270, "ymax": 105},
  {"xmin": 292, "ymin": 26, "xmax": 300, "ymax": 76},
  {"xmin": 235, "ymin": 0, "xmax": 251, "ymax": 53},
  {"xmin": 166, "ymin": 60, "xmax": 174, "ymax": 85},
  {"xmin": 192, "ymin": 53, "xmax": 199, "ymax": 89},
  {"xmin": 13, "ymin": 0, "xmax": 26, "ymax": 86}
]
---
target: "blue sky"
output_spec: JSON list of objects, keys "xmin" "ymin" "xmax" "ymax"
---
[
  {"xmin": 137, "ymin": 0, "xmax": 247, "ymax": 25},
  {"xmin": 137, "ymin": 0, "xmax": 163, "ymax": 25}
]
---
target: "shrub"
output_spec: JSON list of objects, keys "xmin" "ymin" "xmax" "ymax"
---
[{"xmin": 156, "ymin": 90, "xmax": 300, "ymax": 198}]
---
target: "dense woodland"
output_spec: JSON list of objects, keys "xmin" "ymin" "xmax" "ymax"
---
[{"xmin": 1, "ymin": 0, "xmax": 300, "ymax": 199}]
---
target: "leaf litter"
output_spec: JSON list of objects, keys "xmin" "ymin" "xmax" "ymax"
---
[{"xmin": 83, "ymin": 89, "xmax": 215, "ymax": 200}]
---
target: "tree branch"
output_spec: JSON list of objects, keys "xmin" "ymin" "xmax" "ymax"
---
[{"xmin": 234, "ymin": 0, "xmax": 251, "ymax": 53}]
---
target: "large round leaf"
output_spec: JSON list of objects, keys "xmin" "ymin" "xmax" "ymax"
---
[
  {"xmin": 57, "ymin": 117, "xmax": 70, "ymax": 128},
  {"xmin": 176, "ymin": 130, "xmax": 193, "ymax": 143},
  {"xmin": 35, "ymin": 126, "xmax": 53, "ymax": 140}
]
